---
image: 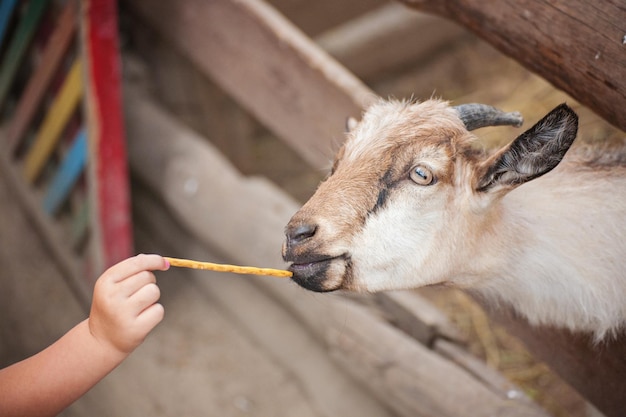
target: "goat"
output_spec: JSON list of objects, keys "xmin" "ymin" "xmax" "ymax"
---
[{"xmin": 282, "ymin": 99, "xmax": 626, "ymax": 340}]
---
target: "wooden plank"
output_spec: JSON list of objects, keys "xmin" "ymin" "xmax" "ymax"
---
[
  {"xmin": 7, "ymin": 0, "xmax": 78, "ymax": 151},
  {"xmin": 81, "ymin": 0, "xmax": 132, "ymax": 278},
  {"xmin": 489, "ymin": 306, "xmax": 626, "ymax": 417},
  {"xmin": 124, "ymin": 89, "xmax": 549, "ymax": 417},
  {"xmin": 22, "ymin": 58, "xmax": 83, "ymax": 183},
  {"xmin": 0, "ymin": 0, "xmax": 49, "ymax": 109},
  {"xmin": 267, "ymin": 0, "xmax": 385, "ymax": 36},
  {"xmin": 325, "ymin": 299, "xmax": 547, "ymax": 417},
  {"xmin": 316, "ymin": 3, "xmax": 465, "ymax": 81},
  {"xmin": 42, "ymin": 128, "xmax": 86, "ymax": 215},
  {"xmin": 399, "ymin": 0, "xmax": 626, "ymax": 132},
  {"xmin": 126, "ymin": 0, "xmax": 376, "ymax": 170},
  {"xmin": 434, "ymin": 338, "xmax": 532, "ymax": 404},
  {"xmin": 0, "ymin": 0, "xmax": 19, "ymax": 47},
  {"xmin": 376, "ymin": 290, "xmax": 465, "ymax": 346}
]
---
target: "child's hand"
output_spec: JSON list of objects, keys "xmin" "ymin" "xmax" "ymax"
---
[{"xmin": 88, "ymin": 254, "xmax": 170, "ymax": 356}]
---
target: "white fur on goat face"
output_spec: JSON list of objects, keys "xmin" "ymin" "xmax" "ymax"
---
[
  {"xmin": 348, "ymin": 177, "xmax": 454, "ymax": 291},
  {"xmin": 283, "ymin": 99, "xmax": 478, "ymax": 292}
]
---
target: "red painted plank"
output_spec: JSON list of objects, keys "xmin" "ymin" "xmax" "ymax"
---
[
  {"xmin": 82, "ymin": 0, "xmax": 132, "ymax": 277},
  {"xmin": 7, "ymin": 0, "xmax": 78, "ymax": 152}
]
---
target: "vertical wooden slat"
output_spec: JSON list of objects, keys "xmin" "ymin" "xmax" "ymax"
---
[
  {"xmin": 42, "ymin": 128, "xmax": 86, "ymax": 215},
  {"xmin": 82, "ymin": 0, "xmax": 132, "ymax": 278},
  {"xmin": 0, "ymin": 0, "xmax": 49, "ymax": 109},
  {"xmin": 7, "ymin": 0, "xmax": 78, "ymax": 151},
  {"xmin": 23, "ymin": 58, "xmax": 83, "ymax": 183}
]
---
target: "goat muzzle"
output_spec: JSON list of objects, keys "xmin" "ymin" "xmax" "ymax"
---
[{"xmin": 283, "ymin": 220, "xmax": 347, "ymax": 292}]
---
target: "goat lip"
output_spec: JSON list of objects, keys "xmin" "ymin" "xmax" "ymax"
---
[
  {"xmin": 287, "ymin": 255, "xmax": 344, "ymax": 292},
  {"xmin": 288, "ymin": 254, "xmax": 342, "ymax": 270},
  {"xmin": 288, "ymin": 257, "xmax": 334, "ymax": 274}
]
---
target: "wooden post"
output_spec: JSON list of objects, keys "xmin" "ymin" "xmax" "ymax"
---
[{"xmin": 81, "ymin": 0, "xmax": 133, "ymax": 279}]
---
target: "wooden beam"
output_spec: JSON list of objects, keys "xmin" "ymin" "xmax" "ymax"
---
[
  {"xmin": 375, "ymin": 290, "xmax": 465, "ymax": 346},
  {"xmin": 325, "ymin": 299, "xmax": 547, "ymax": 417},
  {"xmin": 399, "ymin": 0, "xmax": 626, "ymax": 132},
  {"xmin": 490, "ymin": 308, "xmax": 626, "ymax": 417},
  {"xmin": 267, "ymin": 0, "xmax": 385, "ymax": 36},
  {"xmin": 125, "ymin": 0, "xmax": 376, "ymax": 170},
  {"xmin": 316, "ymin": 3, "xmax": 465, "ymax": 81}
]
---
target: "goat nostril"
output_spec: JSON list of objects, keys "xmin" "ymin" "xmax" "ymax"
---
[{"xmin": 289, "ymin": 223, "xmax": 317, "ymax": 243}]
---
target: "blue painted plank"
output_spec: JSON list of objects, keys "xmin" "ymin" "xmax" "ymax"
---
[
  {"xmin": 42, "ymin": 128, "xmax": 87, "ymax": 215},
  {"xmin": 0, "ymin": 0, "xmax": 19, "ymax": 48}
]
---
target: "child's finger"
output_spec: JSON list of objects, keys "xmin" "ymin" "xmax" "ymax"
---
[
  {"xmin": 118, "ymin": 271, "xmax": 157, "ymax": 298},
  {"xmin": 129, "ymin": 282, "xmax": 161, "ymax": 313},
  {"xmin": 135, "ymin": 303, "xmax": 165, "ymax": 335},
  {"xmin": 103, "ymin": 254, "xmax": 169, "ymax": 284}
]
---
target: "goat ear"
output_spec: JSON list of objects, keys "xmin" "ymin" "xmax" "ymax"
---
[{"xmin": 476, "ymin": 103, "xmax": 578, "ymax": 193}]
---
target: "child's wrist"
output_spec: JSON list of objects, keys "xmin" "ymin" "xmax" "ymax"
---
[{"xmin": 82, "ymin": 319, "xmax": 130, "ymax": 363}]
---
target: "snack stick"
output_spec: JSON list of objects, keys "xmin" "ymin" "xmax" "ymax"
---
[{"xmin": 164, "ymin": 257, "xmax": 293, "ymax": 278}]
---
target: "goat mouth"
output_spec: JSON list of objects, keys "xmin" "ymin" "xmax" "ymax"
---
[{"xmin": 288, "ymin": 255, "xmax": 345, "ymax": 292}]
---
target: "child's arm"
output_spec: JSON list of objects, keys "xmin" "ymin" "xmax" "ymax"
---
[{"xmin": 0, "ymin": 254, "xmax": 169, "ymax": 417}]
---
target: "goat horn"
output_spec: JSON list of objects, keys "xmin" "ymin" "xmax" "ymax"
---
[{"xmin": 454, "ymin": 104, "xmax": 523, "ymax": 131}]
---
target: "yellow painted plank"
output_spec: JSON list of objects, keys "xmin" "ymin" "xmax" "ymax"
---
[{"xmin": 23, "ymin": 59, "xmax": 84, "ymax": 183}]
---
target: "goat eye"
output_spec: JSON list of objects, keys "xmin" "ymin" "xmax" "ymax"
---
[{"xmin": 409, "ymin": 165, "xmax": 435, "ymax": 185}]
